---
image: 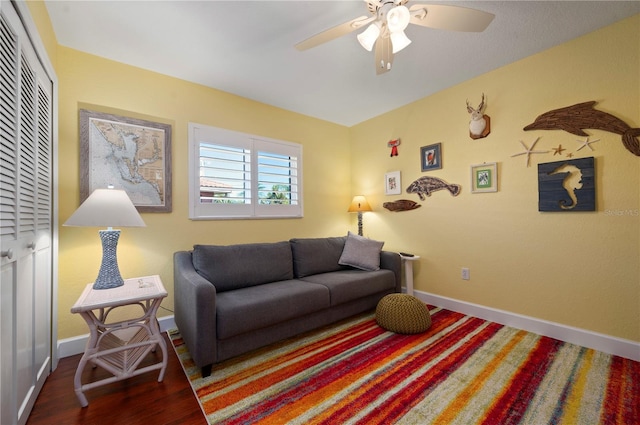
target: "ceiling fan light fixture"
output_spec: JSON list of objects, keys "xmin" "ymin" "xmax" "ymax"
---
[
  {"xmin": 357, "ymin": 22, "xmax": 380, "ymax": 51},
  {"xmin": 390, "ymin": 30, "xmax": 411, "ymax": 53},
  {"xmin": 387, "ymin": 5, "xmax": 411, "ymax": 33}
]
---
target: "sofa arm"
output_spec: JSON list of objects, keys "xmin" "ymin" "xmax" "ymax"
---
[
  {"xmin": 173, "ymin": 251, "xmax": 218, "ymax": 371},
  {"xmin": 380, "ymin": 251, "xmax": 402, "ymax": 293}
]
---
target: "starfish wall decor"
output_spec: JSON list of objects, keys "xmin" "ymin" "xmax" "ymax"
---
[
  {"xmin": 552, "ymin": 144, "xmax": 566, "ymax": 155},
  {"xmin": 511, "ymin": 137, "xmax": 548, "ymax": 167},
  {"xmin": 576, "ymin": 137, "xmax": 600, "ymax": 152}
]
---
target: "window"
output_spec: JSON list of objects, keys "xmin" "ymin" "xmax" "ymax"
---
[{"xmin": 188, "ymin": 123, "xmax": 303, "ymax": 219}]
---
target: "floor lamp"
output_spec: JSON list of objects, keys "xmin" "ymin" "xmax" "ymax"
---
[
  {"xmin": 64, "ymin": 186, "xmax": 146, "ymax": 290},
  {"xmin": 348, "ymin": 195, "xmax": 372, "ymax": 236}
]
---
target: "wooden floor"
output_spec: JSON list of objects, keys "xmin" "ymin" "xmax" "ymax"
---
[{"xmin": 27, "ymin": 333, "xmax": 207, "ymax": 425}]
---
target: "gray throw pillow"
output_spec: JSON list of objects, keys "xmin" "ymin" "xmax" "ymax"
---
[{"xmin": 338, "ymin": 231, "xmax": 384, "ymax": 271}]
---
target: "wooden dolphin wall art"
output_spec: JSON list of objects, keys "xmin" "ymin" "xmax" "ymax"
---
[{"xmin": 524, "ymin": 101, "xmax": 640, "ymax": 156}]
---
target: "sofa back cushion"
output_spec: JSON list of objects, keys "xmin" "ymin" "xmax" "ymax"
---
[
  {"xmin": 289, "ymin": 236, "xmax": 347, "ymax": 278},
  {"xmin": 192, "ymin": 241, "xmax": 294, "ymax": 292}
]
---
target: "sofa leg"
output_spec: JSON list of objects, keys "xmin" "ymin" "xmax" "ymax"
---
[{"xmin": 201, "ymin": 364, "xmax": 212, "ymax": 378}]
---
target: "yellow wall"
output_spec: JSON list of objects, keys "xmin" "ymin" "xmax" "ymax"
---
[
  {"xmin": 54, "ymin": 49, "xmax": 352, "ymax": 339},
  {"xmin": 350, "ymin": 14, "xmax": 639, "ymax": 342},
  {"xmin": 27, "ymin": 1, "xmax": 639, "ymax": 343},
  {"xmin": 25, "ymin": 1, "xmax": 57, "ymax": 66}
]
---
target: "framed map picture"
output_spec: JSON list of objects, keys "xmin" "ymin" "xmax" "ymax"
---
[{"xmin": 79, "ymin": 109, "xmax": 172, "ymax": 212}]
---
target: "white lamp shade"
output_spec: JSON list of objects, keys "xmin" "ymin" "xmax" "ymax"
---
[
  {"xmin": 357, "ymin": 23, "xmax": 380, "ymax": 52},
  {"xmin": 387, "ymin": 5, "xmax": 411, "ymax": 33},
  {"xmin": 64, "ymin": 188, "xmax": 146, "ymax": 228},
  {"xmin": 391, "ymin": 30, "xmax": 412, "ymax": 53}
]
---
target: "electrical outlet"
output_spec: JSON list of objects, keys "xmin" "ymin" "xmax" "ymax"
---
[{"xmin": 461, "ymin": 267, "xmax": 470, "ymax": 280}]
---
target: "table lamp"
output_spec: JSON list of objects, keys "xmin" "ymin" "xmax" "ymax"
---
[
  {"xmin": 64, "ymin": 186, "xmax": 146, "ymax": 289},
  {"xmin": 348, "ymin": 195, "xmax": 372, "ymax": 236}
]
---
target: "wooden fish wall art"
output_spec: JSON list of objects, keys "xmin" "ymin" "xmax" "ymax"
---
[
  {"xmin": 406, "ymin": 176, "xmax": 461, "ymax": 201},
  {"xmin": 383, "ymin": 199, "xmax": 421, "ymax": 212},
  {"xmin": 524, "ymin": 101, "xmax": 640, "ymax": 156}
]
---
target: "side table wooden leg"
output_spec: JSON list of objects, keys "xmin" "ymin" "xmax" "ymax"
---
[
  {"xmin": 74, "ymin": 354, "xmax": 90, "ymax": 407},
  {"xmin": 75, "ymin": 310, "xmax": 101, "ymax": 407},
  {"xmin": 157, "ymin": 337, "xmax": 168, "ymax": 382}
]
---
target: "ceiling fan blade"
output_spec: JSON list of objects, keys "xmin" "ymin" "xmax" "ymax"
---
[
  {"xmin": 295, "ymin": 15, "xmax": 376, "ymax": 51},
  {"xmin": 409, "ymin": 4, "xmax": 495, "ymax": 32},
  {"xmin": 374, "ymin": 34, "xmax": 393, "ymax": 75}
]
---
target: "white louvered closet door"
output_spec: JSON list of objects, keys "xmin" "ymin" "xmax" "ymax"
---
[{"xmin": 0, "ymin": 2, "xmax": 54, "ymax": 425}]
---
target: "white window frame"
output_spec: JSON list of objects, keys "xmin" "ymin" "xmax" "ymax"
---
[{"xmin": 188, "ymin": 123, "xmax": 303, "ymax": 220}]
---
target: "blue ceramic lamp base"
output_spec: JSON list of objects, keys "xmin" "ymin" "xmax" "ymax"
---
[{"xmin": 93, "ymin": 229, "xmax": 124, "ymax": 290}]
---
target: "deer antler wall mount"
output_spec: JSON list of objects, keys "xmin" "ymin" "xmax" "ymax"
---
[{"xmin": 466, "ymin": 93, "xmax": 491, "ymax": 140}]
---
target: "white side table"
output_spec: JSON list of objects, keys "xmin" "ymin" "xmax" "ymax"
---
[
  {"xmin": 70, "ymin": 275, "xmax": 168, "ymax": 407},
  {"xmin": 400, "ymin": 255, "xmax": 420, "ymax": 296}
]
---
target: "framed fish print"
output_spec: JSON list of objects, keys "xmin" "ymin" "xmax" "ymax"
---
[
  {"xmin": 385, "ymin": 171, "xmax": 401, "ymax": 195},
  {"xmin": 420, "ymin": 143, "xmax": 442, "ymax": 172},
  {"xmin": 471, "ymin": 162, "xmax": 498, "ymax": 193}
]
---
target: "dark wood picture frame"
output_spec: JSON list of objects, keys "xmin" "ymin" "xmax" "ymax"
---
[
  {"xmin": 79, "ymin": 109, "xmax": 172, "ymax": 212},
  {"xmin": 420, "ymin": 143, "xmax": 442, "ymax": 172}
]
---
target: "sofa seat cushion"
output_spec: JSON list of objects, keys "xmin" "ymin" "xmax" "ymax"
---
[
  {"xmin": 192, "ymin": 241, "xmax": 294, "ymax": 292},
  {"xmin": 300, "ymin": 270, "xmax": 396, "ymax": 306},
  {"xmin": 290, "ymin": 236, "xmax": 348, "ymax": 278},
  {"xmin": 216, "ymin": 280, "xmax": 330, "ymax": 339}
]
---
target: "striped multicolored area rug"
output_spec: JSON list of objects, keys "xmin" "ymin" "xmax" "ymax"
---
[{"xmin": 170, "ymin": 306, "xmax": 639, "ymax": 424}]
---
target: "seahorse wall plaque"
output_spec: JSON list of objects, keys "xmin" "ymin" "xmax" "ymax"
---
[
  {"xmin": 538, "ymin": 157, "xmax": 595, "ymax": 212},
  {"xmin": 524, "ymin": 101, "xmax": 640, "ymax": 157}
]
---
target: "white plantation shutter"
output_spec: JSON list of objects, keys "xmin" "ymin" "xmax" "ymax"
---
[
  {"xmin": 199, "ymin": 141, "xmax": 252, "ymax": 205},
  {"xmin": 254, "ymin": 138, "xmax": 300, "ymax": 218},
  {"xmin": 189, "ymin": 123, "xmax": 303, "ymax": 219}
]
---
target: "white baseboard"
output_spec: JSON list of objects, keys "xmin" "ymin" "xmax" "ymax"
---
[
  {"xmin": 57, "ymin": 315, "xmax": 176, "ymax": 359},
  {"xmin": 413, "ymin": 290, "xmax": 640, "ymax": 362},
  {"xmin": 59, "ymin": 296, "xmax": 640, "ymax": 363}
]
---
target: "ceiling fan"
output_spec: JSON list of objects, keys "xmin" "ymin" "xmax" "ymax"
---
[{"xmin": 295, "ymin": 0, "xmax": 495, "ymax": 75}]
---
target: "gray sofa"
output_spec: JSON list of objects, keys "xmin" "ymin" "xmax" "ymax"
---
[{"xmin": 173, "ymin": 235, "xmax": 401, "ymax": 376}]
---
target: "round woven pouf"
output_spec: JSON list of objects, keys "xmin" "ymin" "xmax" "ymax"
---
[{"xmin": 376, "ymin": 294, "xmax": 432, "ymax": 334}]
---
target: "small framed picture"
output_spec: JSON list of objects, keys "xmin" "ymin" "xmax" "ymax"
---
[
  {"xmin": 420, "ymin": 143, "xmax": 442, "ymax": 172},
  {"xmin": 471, "ymin": 162, "xmax": 498, "ymax": 193},
  {"xmin": 385, "ymin": 171, "xmax": 401, "ymax": 195}
]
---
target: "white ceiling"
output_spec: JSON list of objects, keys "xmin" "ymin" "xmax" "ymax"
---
[{"xmin": 45, "ymin": 1, "xmax": 640, "ymax": 127}]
